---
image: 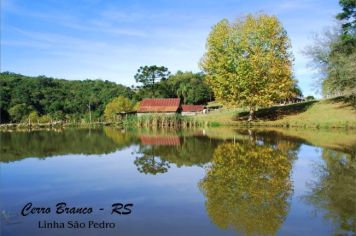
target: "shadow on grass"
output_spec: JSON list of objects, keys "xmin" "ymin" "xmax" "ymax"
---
[
  {"xmin": 328, "ymin": 96, "xmax": 356, "ymax": 109},
  {"xmin": 233, "ymin": 101, "xmax": 318, "ymax": 121}
]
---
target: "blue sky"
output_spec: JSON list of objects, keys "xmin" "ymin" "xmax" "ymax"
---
[{"xmin": 1, "ymin": 0, "xmax": 339, "ymax": 96}]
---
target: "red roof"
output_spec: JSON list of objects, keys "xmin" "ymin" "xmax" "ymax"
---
[
  {"xmin": 181, "ymin": 105, "xmax": 205, "ymax": 112},
  {"xmin": 137, "ymin": 98, "xmax": 180, "ymax": 113},
  {"xmin": 140, "ymin": 135, "xmax": 181, "ymax": 146}
]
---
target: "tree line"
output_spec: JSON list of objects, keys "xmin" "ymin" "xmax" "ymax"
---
[
  {"xmin": 0, "ymin": 70, "xmax": 213, "ymax": 123},
  {"xmin": 0, "ymin": 72, "xmax": 134, "ymax": 123}
]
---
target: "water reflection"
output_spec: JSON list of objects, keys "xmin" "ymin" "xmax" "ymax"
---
[
  {"xmin": 103, "ymin": 127, "xmax": 139, "ymax": 148},
  {"xmin": 134, "ymin": 145, "xmax": 171, "ymax": 175},
  {"xmin": 134, "ymin": 135, "xmax": 177, "ymax": 175},
  {"xmin": 199, "ymin": 142, "xmax": 294, "ymax": 236},
  {"xmin": 133, "ymin": 134, "xmax": 221, "ymax": 174},
  {"xmin": 1, "ymin": 128, "xmax": 356, "ymax": 236},
  {"xmin": 0, "ymin": 129, "xmax": 120, "ymax": 162},
  {"xmin": 134, "ymin": 135, "xmax": 220, "ymax": 170},
  {"xmin": 304, "ymin": 148, "xmax": 356, "ymax": 235}
]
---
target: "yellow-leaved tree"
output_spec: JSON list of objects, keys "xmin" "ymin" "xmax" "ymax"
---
[
  {"xmin": 104, "ymin": 96, "xmax": 134, "ymax": 121},
  {"xmin": 200, "ymin": 14, "xmax": 294, "ymax": 120}
]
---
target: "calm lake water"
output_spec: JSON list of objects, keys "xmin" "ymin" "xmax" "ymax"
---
[{"xmin": 1, "ymin": 127, "xmax": 355, "ymax": 236}]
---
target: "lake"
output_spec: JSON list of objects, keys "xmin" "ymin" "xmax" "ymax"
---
[{"xmin": 1, "ymin": 127, "xmax": 355, "ymax": 236}]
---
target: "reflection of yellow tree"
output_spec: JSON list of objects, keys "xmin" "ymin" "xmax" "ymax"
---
[
  {"xmin": 103, "ymin": 128, "xmax": 139, "ymax": 150},
  {"xmin": 305, "ymin": 149, "xmax": 356, "ymax": 235},
  {"xmin": 200, "ymin": 142, "xmax": 293, "ymax": 236}
]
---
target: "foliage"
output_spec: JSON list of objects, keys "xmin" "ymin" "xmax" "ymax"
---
[
  {"xmin": 0, "ymin": 72, "xmax": 134, "ymax": 123},
  {"xmin": 104, "ymin": 96, "xmax": 135, "ymax": 121},
  {"xmin": 200, "ymin": 14, "xmax": 294, "ymax": 120},
  {"xmin": 165, "ymin": 71, "xmax": 213, "ymax": 104},
  {"xmin": 306, "ymin": 95, "xmax": 315, "ymax": 101},
  {"xmin": 28, "ymin": 111, "xmax": 40, "ymax": 123},
  {"xmin": 336, "ymin": 0, "xmax": 356, "ymax": 35},
  {"xmin": 134, "ymin": 70, "xmax": 213, "ymax": 105},
  {"xmin": 290, "ymin": 81, "xmax": 303, "ymax": 97},
  {"xmin": 9, "ymin": 103, "xmax": 32, "ymax": 123},
  {"xmin": 199, "ymin": 142, "xmax": 293, "ymax": 235},
  {"xmin": 134, "ymin": 65, "xmax": 170, "ymax": 97},
  {"xmin": 304, "ymin": 1, "xmax": 356, "ymax": 101},
  {"xmin": 38, "ymin": 114, "xmax": 52, "ymax": 123}
]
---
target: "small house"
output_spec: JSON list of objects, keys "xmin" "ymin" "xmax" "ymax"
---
[
  {"xmin": 181, "ymin": 105, "xmax": 205, "ymax": 116},
  {"xmin": 137, "ymin": 98, "xmax": 181, "ymax": 116}
]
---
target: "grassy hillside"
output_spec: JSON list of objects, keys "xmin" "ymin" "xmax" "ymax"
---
[{"xmin": 196, "ymin": 97, "xmax": 356, "ymax": 128}]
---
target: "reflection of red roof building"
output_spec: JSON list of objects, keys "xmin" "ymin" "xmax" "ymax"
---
[
  {"xmin": 137, "ymin": 98, "xmax": 181, "ymax": 113},
  {"xmin": 181, "ymin": 105, "xmax": 205, "ymax": 112},
  {"xmin": 140, "ymin": 135, "xmax": 181, "ymax": 146}
]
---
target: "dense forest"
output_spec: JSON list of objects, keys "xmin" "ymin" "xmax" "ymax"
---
[
  {"xmin": 0, "ymin": 71, "xmax": 213, "ymax": 124},
  {"xmin": 0, "ymin": 72, "xmax": 134, "ymax": 123}
]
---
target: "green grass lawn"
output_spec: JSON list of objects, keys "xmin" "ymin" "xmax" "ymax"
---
[{"xmin": 196, "ymin": 97, "xmax": 356, "ymax": 128}]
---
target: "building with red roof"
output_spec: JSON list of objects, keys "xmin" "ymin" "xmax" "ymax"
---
[
  {"xmin": 181, "ymin": 105, "xmax": 205, "ymax": 116},
  {"xmin": 136, "ymin": 98, "xmax": 206, "ymax": 116},
  {"xmin": 137, "ymin": 98, "xmax": 181, "ymax": 115}
]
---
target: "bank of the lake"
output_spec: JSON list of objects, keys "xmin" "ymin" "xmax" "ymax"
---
[
  {"xmin": 1, "ymin": 97, "xmax": 355, "ymax": 131},
  {"xmin": 196, "ymin": 97, "xmax": 356, "ymax": 129}
]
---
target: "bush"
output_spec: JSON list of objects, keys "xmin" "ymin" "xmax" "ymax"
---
[
  {"xmin": 9, "ymin": 104, "xmax": 31, "ymax": 123},
  {"xmin": 28, "ymin": 111, "xmax": 39, "ymax": 123},
  {"xmin": 38, "ymin": 115, "xmax": 52, "ymax": 123},
  {"xmin": 306, "ymin": 96, "xmax": 315, "ymax": 101},
  {"xmin": 104, "ymin": 96, "xmax": 134, "ymax": 121},
  {"xmin": 209, "ymin": 121, "xmax": 221, "ymax": 127}
]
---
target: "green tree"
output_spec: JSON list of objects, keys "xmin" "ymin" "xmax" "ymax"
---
[
  {"xmin": 165, "ymin": 71, "xmax": 213, "ymax": 104},
  {"xmin": 28, "ymin": 111, "xmax": 39, "ymax": 123},
  {"xmin": 38, "ymin": 114, "xmax": 52, "ymax": 123},
  {"xmin": 336, "ymin": 0, "xmax": 356, "ymax": 35},
  {"xmin": 304, "ymin": 1, "xmax": 355, "ymax": 102},
  {"xmin": 0, "ymin": 72, "xmax": 134, "ymax": 123},
  {"xmin": 8, "ymin": 104, "xmax": 31, "ymax": 123},
  {"xmin": 199, "ymin": 142, "xmax": 293, "ymax": 235},
  {"xmin": 104, "ymin": 96, "xmax": 134, "ymax": 121},
  {"xmin": 133, "ymin": 70, "xmax": 212, "ymax": 103},
  {"xmin": 134, "ymin": 65, "xmax": 170, "ymax": 97},
  {"xmin": 306, "ymin": 95, "xmax": 315, "ymax": 101},
  {"xmin": 200, "ymin": 14, "xmax": 294, "ymax": 120},
  {"xmin": 305, "ymin": 26, "xmax": 356, "ymax": 100},
  {"xmin": 176, "ymin": 83, "xmax": 191, "ymax": 104}
]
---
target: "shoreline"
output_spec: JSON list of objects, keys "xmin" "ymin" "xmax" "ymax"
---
[{"xmin": 0, "ymin": 120, "xmax": 355, "ymax": 132}]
